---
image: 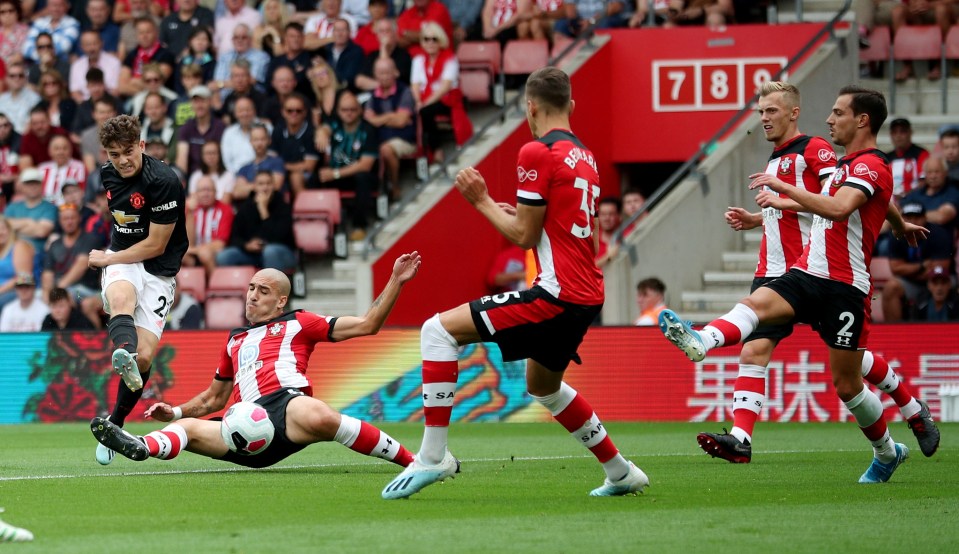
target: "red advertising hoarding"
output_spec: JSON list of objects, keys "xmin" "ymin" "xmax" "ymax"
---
[{"xmin": 4, "ymin": 324, "xmax": 956, "ymax": 425}]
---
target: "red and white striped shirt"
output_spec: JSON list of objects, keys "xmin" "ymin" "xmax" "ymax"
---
[
  {"xmin": 756, "ymin": 134, "xmax": 835, "ymax": 278},
  {"xmin": 518, "ymin": 128, "xmax": 604, "ymax": 306},
  {"xmin": 193, "ymin": 201, "xmax": 234, "ymax": 245},
  {"xmin": 37, "ymin": 159, "xmax": 86, "ymax": 205},
  {"xmin": 794, "ymin": 148, "xmax": 892, "ymax": 295},
  {"xmin": 216, "ymin": 311, "xmax": 335, "ymax": 403},
  {"xmin": 491, "ymin": 0, "xmax": 518, "ymax": 28},
  {"xmin": 887, "ymin": 144, "xmax": 928, "ymax": 198}
]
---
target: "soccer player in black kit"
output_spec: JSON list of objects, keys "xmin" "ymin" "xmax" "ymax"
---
[{"xmin": 88, "ymin": 114, "xmax": 188, "ymax": 465}]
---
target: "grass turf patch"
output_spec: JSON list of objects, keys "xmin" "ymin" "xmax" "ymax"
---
[{"xmin": 1, "ymin": 421, "xmax": 956, "ymax": 552}]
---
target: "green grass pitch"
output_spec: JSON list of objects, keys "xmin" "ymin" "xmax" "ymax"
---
[{"xmin": 1, "ymin": 421, "xmax": 956, "ymax": 553}]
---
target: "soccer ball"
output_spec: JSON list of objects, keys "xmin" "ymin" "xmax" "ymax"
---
[{"xmin": 220, "ymin": 401, "xmax": 275, "ymax": 456}]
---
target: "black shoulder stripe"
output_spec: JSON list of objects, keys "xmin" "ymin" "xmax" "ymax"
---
[
  {"xmin": 537, "ymin": 129, "xmax": 583, "ymax": 149},
  {"xmin": 844, "ymin": 182, "xmax": 874, "ymax": 198},
  {"xmin": 517, "ymin": 196, "xmax": 546, "ymax": 206},
  {"xmin": 327, "ymin": 316, "xmax": 339, "ymax": 341},
  {"xmin": 770, "ymin": 134, "xmax": 811, "ymax": 160}
]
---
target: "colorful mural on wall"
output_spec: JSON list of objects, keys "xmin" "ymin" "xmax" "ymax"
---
[{"xmin": 1, "ymin": 325, "xmax": 957, "ymax": 425}]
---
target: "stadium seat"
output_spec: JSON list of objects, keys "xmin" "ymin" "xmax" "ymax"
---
[
  {"xmin": 550, "ymin": 34, "xmax": 576, "ymax": 62},
  {"xmin": 945, "ymin": 25, "xmax": 959, "ymax": 59},
  {"xmin": 870, "ymin": 257, "xmax": 893, "ymax": 290},
  {"xmin": 457, "ymin": 41, "xmax": 502, "ymax": 106},
  {"xmin": 293, "ymin": 190, "xmax": 342, "ymax": 255},
  {"xmin": 204, "ymin": 297, "xmax": 247, "ymax": 329},
  {"xmin": 870, "ymin": 292, "xmax": 885, "ymax": 323},
  {"xmin": 859, "ymin": 26, "xmax": 891, "ymax": 63},
  {"xmin": 207, "ymin": 266, "xmax": 257, "ymax": 298},
  {"xmin": 460, "ymin": 70, "xmax": 493, "ymax": 104},
  {"xmin": 890, "ymin": 25, "xmax": 944, "ymax": 111},
  {"xmin": 457, "ymin": 41, "xmax": 501, "ymax": 75},
  {"xmin": 503, "ymin": 39, "xmax": 550, "ymax": 76},
  {"xmin": 176, "ymin": 266, "xmax": 207, "ymax": 303},
  {"xmin": 941, "ymin": 26, "xmax": 959, "ymax": 112}
]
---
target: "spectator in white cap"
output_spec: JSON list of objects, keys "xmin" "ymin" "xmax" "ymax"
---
[
  {"xmin": 4, "ymin": 168, "xmax": 57, "ymax": 272},
  {"xmin": 175, "ymin": 84, "xmax": 226, "ymax": 176},
  {"xmin": 0, "ymin": 272, "xmax": 49, "ymax": 332}
]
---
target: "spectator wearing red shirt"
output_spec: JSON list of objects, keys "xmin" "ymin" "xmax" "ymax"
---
[
  {"xmin": 354, "ymin": 0, "xmax": 390, "ymax": 55},
  {"xmin": 410, "ymin": 23, "xmax": 472, "ymax": 161},
  {"xmin": 398, "ymin": 0, "xmax": 454, "ymax": 57},
  {"xmin": 185, "ymin": 174, "xmax": 234, "ymax": 276},
  {"xmin": 886, "ymin": 118, "xmax": 929, "ymax": 199},
  {"xmin": 18, "ymin": 105, "xmax": 73, "ymax": 170},
  {"xmin": 486, "ymin": 244, "xmax": 527, "ymax": 294}
]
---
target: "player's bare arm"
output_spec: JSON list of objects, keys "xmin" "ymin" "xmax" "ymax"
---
[
  {"xmin": 884, "ymin": 201, "xmax": 928, "ymax": 246},
  {"xmin": 750, "ymin": 172, "xmax": 866, "ymax": 221},
  {"xmin": 455, "ymin": 167, "xmax": 545, "ymax": 249},
  {"xmin": 88, "ymin": 221, "xmax": 176, "ymax": 268},
  {"xmin": 724, "ymin": 207, "xmax": 762, "ymax": 231},
  {"xmin": 145, "ymin": 378, "xmax": 233, "ymax": 422},
  {"xmin": 331, "ymin": 251, "xmax": 422, "ymax": 341}
]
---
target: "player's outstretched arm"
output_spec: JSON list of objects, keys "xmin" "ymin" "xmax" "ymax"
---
[
  {"xmin": 88, "ymin": 222, "xmax": 176, "ymax": 268},
  {"xmin": 724, "ymin": 206, "xmax": 762, "ymax": 231},
  {"xmin": 331, "ymin": 251, "xmax": 422, "ymax": 341},
  {"xmin": 749, "ymin": 172, "xmax": 865, "ymax": 221},
  {"xmin": 885, "ymin": 201, "xmax": 928, "ymax": 247},
  {"xmin": 146, "ymin": 378, "xmax": 233, "ymax": 422}
]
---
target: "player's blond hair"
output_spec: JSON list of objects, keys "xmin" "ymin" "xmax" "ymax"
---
[{"xmin": 759, "ymin": 81, "xmax": 800, "ymax": 108}]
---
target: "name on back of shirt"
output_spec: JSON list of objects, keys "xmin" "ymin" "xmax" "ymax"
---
[{"xmin": 564, "ymin": 147, "xmax": 597, "ymax": 172}]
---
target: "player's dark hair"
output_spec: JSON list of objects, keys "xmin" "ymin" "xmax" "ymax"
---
[
  {"xmin": 838, "ymin": 85, "xmax": 887, "ymax": 135},
  {"xmin": 526, "ymin": 67, "xmax": 571, "ymax": 114},
  {"xmin": 940, "ymin": 129, "xmax": 959, "ymax": 142},
  {"xmin": 98, "ymin": 114, "xmax": 141, "ymax": 150},
  {"xmin": 637, "ymin": 277, "xmax": 666, "ymax": 295},
  {"xmin": 86, "ymin": 67, "xmax": 105, "ymax": 84},
  {"xmin": 49, "ymin": 287, "xmax": 70, "ymax": 304},
  {"xmin": 599, "ymin": 196, "xmax": 622, "ymax": 212}
]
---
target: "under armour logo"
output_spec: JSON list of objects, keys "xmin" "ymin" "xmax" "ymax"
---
[
  {"xmin": 381, "ymin": 438, "xmax": 393, "ymax": 454},
  {"xmin": 835, "ymin": 336, "xmax": 851, "ymax": 346},
  {"xmin": 853, "ymin": 162, "xmax": 878, "ymax": 182},
  {"xmin": 517, "ymin": 166, "xmax": 538, "ymax": 182}
]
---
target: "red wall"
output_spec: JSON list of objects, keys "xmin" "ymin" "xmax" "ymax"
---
[
  {"xmin": 603, "ymin": 24, "xmax": 826, "ymax": 162},
  {"xmin": 373, "ymin": 23, "xmax": 829, "ymax": 325}
]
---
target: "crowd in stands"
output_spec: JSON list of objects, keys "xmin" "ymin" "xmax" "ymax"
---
[
  {"xmin": 0, "ymin": 1, "xmax": 837, "ymax": 333},
  {"xmin": 875, "ymin": 117, "xmax": 959, "ymax": 322}
]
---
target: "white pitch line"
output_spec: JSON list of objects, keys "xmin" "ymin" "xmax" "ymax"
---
[{"xmin": 0, "ymin": 448, "xmax": 868, "ymax": 482}]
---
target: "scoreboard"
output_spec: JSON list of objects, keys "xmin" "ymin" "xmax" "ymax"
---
[{"xmin": 653, "ymin": 57, "xmax": 788, "ymax": 111}]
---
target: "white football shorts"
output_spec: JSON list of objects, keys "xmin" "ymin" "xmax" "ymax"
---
[{"xmin": 100, "ymin": 255, "xmax": 176, "ymax": 340}]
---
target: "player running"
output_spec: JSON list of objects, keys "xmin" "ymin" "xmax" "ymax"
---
[
  {"xmin": 698, "ymin": 82, "xmax": 939, "ymax": 463},
  {"xmin": 91, "ymin": 257, "xmax": 420, "ymax": 472},
  {"xmin": 382, "ymin": 67, "xmax": 648, "ymax": 499},
  {"xmin": 660, "ymin": 85, "xmax": 928, "ymax": 483},
  {"xmin": 88, "ymin": 114, "xmax": 188, "ymax": 465}
]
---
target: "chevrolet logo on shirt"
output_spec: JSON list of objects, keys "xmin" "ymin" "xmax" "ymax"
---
[{"xmin": 112, "ymin": 211, "xmax": 140, "ymax": 226}]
